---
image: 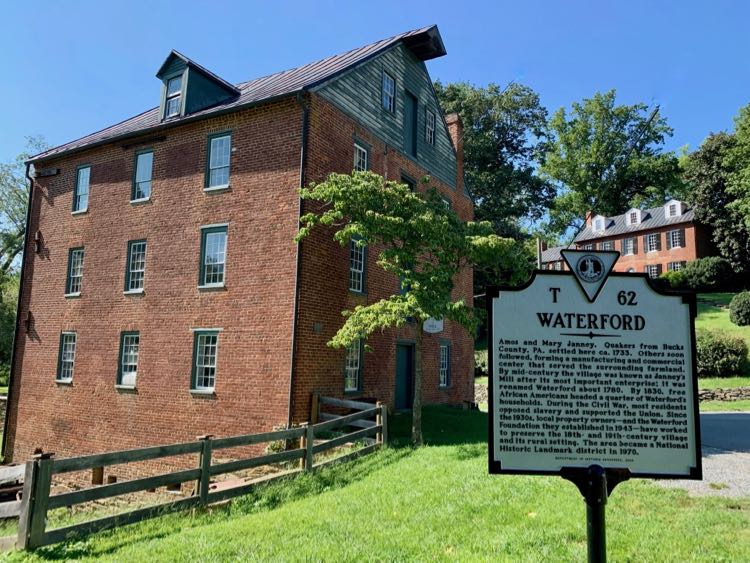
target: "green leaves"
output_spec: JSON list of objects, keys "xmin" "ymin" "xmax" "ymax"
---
[
  {"xmin": 541, "ymin": 90, "xmax": 684, "ymax": 236},
  {"xmin": 297, "ymin": 171, "xmax": 528, "ymax": 348}
]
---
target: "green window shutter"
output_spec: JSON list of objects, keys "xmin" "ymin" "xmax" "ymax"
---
[{"xmin": 403, "ymin": 91, "xmax": 418, "ymax": 157}]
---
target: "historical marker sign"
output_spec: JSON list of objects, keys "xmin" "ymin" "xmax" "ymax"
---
[{"xmin": 488, "ymin": 250, "xmax": 702, "ymax": 479}]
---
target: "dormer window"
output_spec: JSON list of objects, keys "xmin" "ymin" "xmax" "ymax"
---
[
  {"xmin": 626, "ymin": 209, "xmax": 642, "ymax": 226},
  {"xmin": 664, "ymin": 200, "xmax": 683, "ymax": 218},
  {"xmin": 165, "ymin": 76, "xmax": 183, "ymax": 118},
  {"xmin": 592, "ymin": 215, "xmax": 606, "ymax": 232}
]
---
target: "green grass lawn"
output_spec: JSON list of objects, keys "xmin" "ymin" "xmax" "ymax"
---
[
  {"xmin": 696, "ymin": 293, "xmax": 750, "ymax": 362},
  {"xmin": 698, "ymin": 376, "xmax": 750, "ymax": 389},
  {"xmin": 700, "ymin": 399, "xmax": 750, "ymax": 412},
  {"xmin": 8, "ymin": 407, "xmax": 749, "ymax": 562}
]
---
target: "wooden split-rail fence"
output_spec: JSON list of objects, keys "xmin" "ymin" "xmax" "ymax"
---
[{"xmin": 3, "ymin": 397, "xmax": 386, "ymax": 551}]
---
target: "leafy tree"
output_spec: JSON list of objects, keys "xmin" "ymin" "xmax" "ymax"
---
[
  {"xmin": 541, "ymin": 90, "xmax": 684, "ymax": 236},
  {"xmin": 726, "ymin": 104, "xmax": 750, "ymax": 229},
  {"xmin": 296, "ymin": 172, "xmax": 529, "ymax": 444},
  {"xmin": 433, "ymin": 81, "xmax": 554, "ymax": 238},
  {"xmin": 0, "ymin": 273, "xmax": 19, "ymax": 385},
  {"xmin": 683, "ymin": 132, "xmax": 750, "ymax": 274},
  {"xmin": 0, "ymin": 136, "xmax": 48, "ymax": 276}
]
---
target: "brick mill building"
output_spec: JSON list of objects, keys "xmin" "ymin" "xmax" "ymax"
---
[
  {"xmin": 4, "ymin": 25, "xmax": 474, "ymax": 462},
  {"xmin": 541, "ymin": 201, "xmax": 713, "ymax": 276}
]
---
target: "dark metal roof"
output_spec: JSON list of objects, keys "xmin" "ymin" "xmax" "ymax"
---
[
  {"xmin": 541, "ymin": 245, "xmax": 572, "ymax": 263},
  {"xmin": 30, "ymin": 25, "xmax": 444, "ymax": 163},
  {"xmin": 574, "ymin": 204, "xmax": 696, "ymax": 243}
]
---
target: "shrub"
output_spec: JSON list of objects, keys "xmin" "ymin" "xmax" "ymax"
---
[
  {"xmin": 696, "ymin": 330, "xmax": 748, "ymax": 377},
  {"xmin": 682, "ymin": 257, "xmax": 734, "ymax": 292},
  {"xmin": 0, "ymin": 364, "xmax": 8, "ymax": 387},
  {"xmin": 474, "ymin": 350, "xmax": 488, "ymax": 377},
  {"xmin": 729, "ymin": 291, "xmax": 750, "ymax": 326},
  {"xmin": 657, "ymin": 270, "xmax": 687, "ymax": 290}
]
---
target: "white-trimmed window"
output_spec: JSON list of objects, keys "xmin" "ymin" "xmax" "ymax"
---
[
  {"xmin": 668, "ymin": 261, "xmax": 687, "ymax": 272},
  {"xmin": 626, "ymin": 209, "xmax": 642, "ymax": 226},
  {"xmin": 554, "ymin": 261, "xmax": 562, "ymax": 271},
  {"xmin": 665, "ymin": 200, "xmax": 683, "ymax": 218},
  {"xmin": 118, "ymin": 332, "xmax": 140, "ymax": 387},
  {"xmin": 165, "ymin": 75, "xmax": 182, "ymax": 118},
  {"xmin": 668, "ymin": 229, "xmax": 684, "ymax": 249},
  {"xmin": 382, "ymin": 72, "xmax": 395, "ymax": 112},
  {"xmin": 583, "ymin": 243, "xmax": 595, "ymax": 250},
  {"xmin": 354, "ymin": 143, "xmax": 368, "ymax": 172},
  {"xmin": 206, "ymin": 133, "xmax": 231, "ymax": 189},
  {"xmin": 439, "ymin": 344, "xmax": 450, "ymax": 387},
  {"xmin": 646, "ymin": 264, "xmax": 662, "ymax": 278},
  {"xmin": 192, "ymin": 331, "xmax": 219, "ymax": 391},
  {"xmin": 622, "ymin": 237, "xmax": 637, "ymax": 256},
  {"xmin": 133, "ymin": 151, "xmax": 153, "ymax": 201},
  {"xmin": 349, "ymin": 238, "xmax": 365, "ymax": 293},
  {"xmin": 66, "ymin": 248, "xmax": 84, "ymax": 295},
  {"xmin": 125, "ymin": 240, "xmax": 147, "ymax": 292},
  {"xmin": 425, "ymin": 109, "xmax": 436, "ymax": 145},
  {"xmin": 592, "ymin": 215, "xmax": 606, "ymax": 232},
  {"xmin": 57, "ymin": 332, "xmax": 77, "ymax": 382},
  {"xmin": 646, "ymin": 233, "xmax": 661, "ymax": 253},
  {"xmin": 73, "ymin": 166, "xmax": 90, "ymax": 212},
  {"xmin": 601, "ymin": 241, "xmax": 614, "ymax": 251},
  {"xmin": 200, "ymin": 226, "xmax": 228, "ymax": 287},
  {"xmin": 345, "ymin": 339, "xmax": 362, "ymax": 392}
]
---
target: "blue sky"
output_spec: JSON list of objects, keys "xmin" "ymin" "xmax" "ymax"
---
[{"xmin": 1, "ymin": 0, "xmax": 748, "ymax": 162}]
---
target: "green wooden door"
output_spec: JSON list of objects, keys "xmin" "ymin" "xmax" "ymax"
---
[
  {"xmin": 395, "ymin": 344, "xmax": 414, "ymax": 410},
  {"xmin": 403, "ymin": 91, "xmax": 418, "ymax": 157}
]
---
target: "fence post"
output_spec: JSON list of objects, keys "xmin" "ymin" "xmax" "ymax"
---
[
  {"xmin": 305, "ymin": 423, "xmax": 315, "ymax": 471},
  {"xmin": 27, "ymin": 452, "xmax": 54, "ymax": 549},
  {"xmin": 380, "ymin": 403, "xmax": 388, "ymax": 447},
  {"xmin": 196, "ymin": 435, "xmax": 213, "ymax": 506},
  {"xmin": 299, "ymin": 424, "xmax": 308, "ymax": 470},
  {"xmin": 17, "ymin": 459, "xmax": 38, "ymax": 550},
  {"xmin": 311, "ymin": 393, "xmax": 320, "ymax": 424},
  {"xmin": 376, "ymin": 402, "xmax": 383, "ymax": 445}
]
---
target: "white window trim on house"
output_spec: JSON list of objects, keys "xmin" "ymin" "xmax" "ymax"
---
[
  {"xmin": 601, "ymin": 241, "xmax": 614, "ymax": 251},
  {"xmin": 646, "ymin": 264, "xmax": 661, "ymax": 278},
  {"xmin": 664, "ymin": 199, "xmax": 683, "ymax": 218},
  {"xmin": 669, "ymin": 229, "xmax": 684, "ymax": 249},
  {"xmin": 646, "ymin": 233, "xmax": 660, "ymax": 253},
  {"xmin": 626, "ymin": 209, "xmax": 642, "ymax": 226},
  {"xmin": 192, "ymin": 331, "xmax": 220, "ymax": 393},
  {"xmin": 623, "ymin": 238, "xmax": 636, "ymax": 256},
  {"xmin": 344, "ymin": 339, "xmax": 362, "ymax": 392},
  {"xmin": 668, "ymin": 261, "xmax": 686, "ymax": 272},
  {"xmin": 592, "ymin": 215, "xmax": 606, "ymax": 232},
  {"xmin": 439, "ymin": 344, "xmax": 450, "ymax": 387},
  {"xmin": 57, "ymin": 332, "xmax": 77, "ymax": 383},
  {"xmin": 349, "ymin": 238, "xmax": 365, "ymax": 293},
  {"xmin": 353, "ymin": 143, "xmax": 368, "ymax": 172},
  {"xmin": 119, "ymin": 333, "xmax": 140, "ymax": 388}
]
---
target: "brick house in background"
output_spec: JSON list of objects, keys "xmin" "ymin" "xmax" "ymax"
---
[
  {"xmin": 540, "ymin": 245, "xmax": 571, "ymax": 271},
  {"xmin": 572, "ymin": 200, "xmax": 713, "ymax": 276},
  {"xmin": 4, "ymin": 25, "xmax": 474, "ymax": 463}
]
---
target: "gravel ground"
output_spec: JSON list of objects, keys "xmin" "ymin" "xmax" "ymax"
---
[
  {"xmin": 657, "ymin": 412, "xmax": 750, "ymax": 498},
  {"xmin": 657, "ymin": 445, "xmax": 750, "ymax": 498}
]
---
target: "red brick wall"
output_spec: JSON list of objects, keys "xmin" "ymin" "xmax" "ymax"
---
[
  {"xmin": 289, "ymin": 94, "xmax": 474, "ymax": 422},
  {"xmin": 6, "ymin": 99, "xmax": 304, "ymax": 463},
  {"xmin": 575, "ymin": 222, "xmax": 704, "ymax": 273}
]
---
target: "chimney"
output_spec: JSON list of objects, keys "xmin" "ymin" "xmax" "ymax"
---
[
  {"xmin": 584, "ymin": 211, "xmax": 594, "ymax": 227},
  {"xmin": 445, "ymin": 113, "xmax": 464, "ymax": 194}
]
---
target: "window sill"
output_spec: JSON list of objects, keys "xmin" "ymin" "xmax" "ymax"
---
[
  {"xmin": 190, "ymin": 389, "xmax": 216, "ymax": 397},
  {"xmin": 348, "ymin": 289, "xmax": 367, "ymax": 296},
  {"xmin": 670, "ymin": 246, "xmax": 683, "ymax": 250},
  {"xmin": 115, "ymin": 384, "xmax": 137, "ymax": 392},
  {"xmin": 130, "ymin": 198, "xmax": 151, "ymax": 205},
  {"xmin": 64, "ymin": 292, "xmax": 81, "ymax": 299},
  {"xmin": 204, "ymin": 184, "xmax": 230, "ymax": 193},
  {"xmin": 439, "ymin": 385, "xmax": 451, "ymax": 391},
  {"xmin": 71, "ymin": 209, "xmax": 88, "ymax": 216},
  {"xmin": 124, "ymin": 289, "xmax": 145, "ymax": 296},
  {"xmin": 198, "ymin": 284, "xmax": 226, "ymax": 291},
  {"xmin": 56, "ymin": 379, "xmax": 73, "ymax": 386},
  {"xmin": 344, "ymin": 389, "xmax": 362, "ymax": 396}
]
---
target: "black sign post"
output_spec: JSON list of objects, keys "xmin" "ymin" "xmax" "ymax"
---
[{"xmin": 488, "ymin": 251, "xmax": 701, "ymax": 563}]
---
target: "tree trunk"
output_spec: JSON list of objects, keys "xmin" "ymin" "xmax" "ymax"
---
[{"xmin": 411, "ymin": 319, "xmax": 424, "ymax": 446}]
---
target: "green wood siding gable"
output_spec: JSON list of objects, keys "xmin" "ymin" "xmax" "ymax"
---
[
  {"xmin": 314, "ymin": 44, "xmax": 457, "ymax": 189},
  {"xmin": 186, "ymin": 70, "xmax": 237, "ymax": 115}
]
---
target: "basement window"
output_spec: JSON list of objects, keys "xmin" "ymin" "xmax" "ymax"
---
[{"xmin": 165, "ymin": 75, "xmax": 183, "ymax": 118}]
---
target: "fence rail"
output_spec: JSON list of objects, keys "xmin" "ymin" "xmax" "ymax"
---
[{"xmin": 11, "ymin": 397, "xmax": 386, "ymax": 551}]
